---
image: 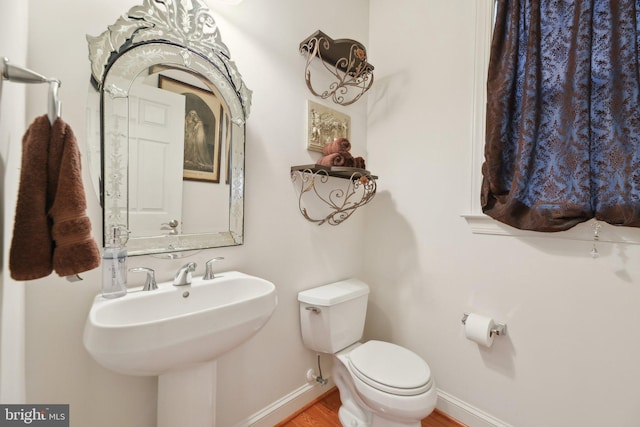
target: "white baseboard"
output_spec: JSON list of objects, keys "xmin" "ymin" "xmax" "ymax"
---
[
  {"xmin": 239, "ymin": 378, "xmax": 335, "ymax": 427},
  {"xmin": 239, "ymin": 382, "xmax": 510, "ymax": 427},
  {"xmin": 436, "ymin": 389, "xmax": 513, "ymax": 427}
]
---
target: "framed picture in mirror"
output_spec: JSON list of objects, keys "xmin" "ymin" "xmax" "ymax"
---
[{"xmin": 159, "ymin": 75, "xmax": 223, "ymax": 182}]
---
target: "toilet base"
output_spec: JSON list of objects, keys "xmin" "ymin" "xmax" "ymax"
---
[
  {"xmin": 370, "ymin": 415, "xmax": 420, "ymax": 427},
  {"xmin": 339, "ymin": 405, "xmax": 369, "ymax": 427},
  {"xmin": 336, "ymin": 383, "xmax": 422, "ymax": 427},
  {"xmin": 332, "ymin": 352, "xmax": 433, "ymax": 427},
  {"xmin": 338, "ymin": 392, "xmax": 422, "ymax": 427}
]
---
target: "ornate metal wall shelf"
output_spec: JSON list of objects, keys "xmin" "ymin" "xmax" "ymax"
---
[
  {"xmin": 299, "ymin": 30, "xmax": 374, "ymax": 106},
  {"xmin": 290, "ymin": 164, "xmax": 377, "ymax": 225}
]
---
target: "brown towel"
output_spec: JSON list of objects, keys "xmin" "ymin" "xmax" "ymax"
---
[
  {"xmin": 353, "ymin": 156, "xmax": 366, "ymax": 169},
  {"xmin": 316, "ymin": 151, "xmax": 368, "ymax": 169},
  {"xmin": 317, "ymin": 152, "xmax": 348, "ymax": 167},
  {"xmin": 48, "ymin": 117, "xmax": 101, "ymax": 277},
  {"xmin": 10, "ymin": 115, "xmax": 101, "ymax": 280},
  {"xmin": 9, "ymin": 116, "xmax": 53, "ymax": 280},
  {"xmin": 322, "ymin": 137, "xmax": 351, "ymax": 155}
]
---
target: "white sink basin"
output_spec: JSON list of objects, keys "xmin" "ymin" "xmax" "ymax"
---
[{"xmin": 83, "ymin": 271, "xmax": 277, "ymax": 376}]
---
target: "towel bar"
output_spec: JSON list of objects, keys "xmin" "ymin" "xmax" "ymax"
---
[{"xmin": 1, "ymin": 56, "xmax": 61, "ymax": 124}]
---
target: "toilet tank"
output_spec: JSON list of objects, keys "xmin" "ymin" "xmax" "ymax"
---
[{"xmin": 298, "ymin": 279, "xmax": 369, "ymax": 353}]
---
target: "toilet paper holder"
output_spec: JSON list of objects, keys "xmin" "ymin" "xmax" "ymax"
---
[{"xmin": 461, "ymin": 313, "xmax": 507, "ymax": 337}]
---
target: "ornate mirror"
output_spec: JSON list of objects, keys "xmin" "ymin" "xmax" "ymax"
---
[{"xmin": 87, "ymin": 0, "xmax": 251, "ymax": 256}]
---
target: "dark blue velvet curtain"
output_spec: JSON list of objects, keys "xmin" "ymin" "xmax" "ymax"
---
[{"xmin": 481, "ymin": 0, "xmax": 640, "ymax": 231}]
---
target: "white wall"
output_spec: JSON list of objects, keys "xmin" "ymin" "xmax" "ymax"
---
[
  {"xmin": 365, "ymin": 1, "xmax": 640, "ymax": 426},
  {"xmin": 0, "ymin": 0, "xmax": 28, "ymax": 404},
  {"xmin": 23, "ymin": 0, "xmax": 368, "ymax": 426}
]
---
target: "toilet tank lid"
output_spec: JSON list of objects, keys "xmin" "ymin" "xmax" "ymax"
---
[{"xmin": 298, "ymin": 279, "xmax": 370, "ymax": 306}]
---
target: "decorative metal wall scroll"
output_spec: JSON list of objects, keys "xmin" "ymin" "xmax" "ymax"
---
[
  {"xmin": 300, "ymin": 30, "xmax": 374, "ymax": 106},
  {"xmin": 290, "ymin": 165, "xmax": 377, "ymax": 226}
]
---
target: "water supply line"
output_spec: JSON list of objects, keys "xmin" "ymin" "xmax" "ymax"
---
[{"xmin": 308, "ymin": 354, "xmax": 328, "ymax": 386}]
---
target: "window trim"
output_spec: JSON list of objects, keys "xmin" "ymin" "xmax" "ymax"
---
[{"xmin": 467, "ymin": 0, "xmax": 494, "ymax": 216}]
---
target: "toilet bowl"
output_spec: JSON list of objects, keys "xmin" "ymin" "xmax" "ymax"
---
[
  {"xmin": 334, "ymin": 341, "xmax": 437, "ymax": 426},
  {"xmin": 298, "ymin": 279, "xmax": 437, "ymax": 427}
]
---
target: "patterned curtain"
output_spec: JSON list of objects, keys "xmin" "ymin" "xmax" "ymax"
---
[{"xmin": 481, "ymin": 0, "xmax": 640, "ymax": 232}]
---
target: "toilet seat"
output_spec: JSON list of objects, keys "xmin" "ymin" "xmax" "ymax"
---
[{"xmin": 347, "ymin": 340, "xmax": 432, "ymax": 396}]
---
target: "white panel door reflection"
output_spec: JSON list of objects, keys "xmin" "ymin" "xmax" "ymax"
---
[{"xmin": 129, "ymin": 85, "xmax": 185, "ymax": 237}]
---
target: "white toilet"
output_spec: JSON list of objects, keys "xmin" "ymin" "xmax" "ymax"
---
[{"xmin": 298, "ymin": 279, "xmax": 437, "ymax": 427}]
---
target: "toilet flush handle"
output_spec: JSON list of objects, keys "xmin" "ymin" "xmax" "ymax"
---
[{"xmin": 305, "ymin": 306, "xmax": 322, "ymax": 314}]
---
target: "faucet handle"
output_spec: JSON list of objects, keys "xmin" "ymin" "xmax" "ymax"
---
[
  {"xmin": 203, "ymin": 257, "xmax": 224, "ymax": 280},
  {"xmin": 129, "ymin": 267, "xmax": 157, "ymax": 291}
]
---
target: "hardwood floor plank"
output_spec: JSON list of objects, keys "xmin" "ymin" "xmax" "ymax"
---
[
  {"xmin": 278, "ymin": 388, "xmax": 466, "ymax": 427},
  {"xmin": 276, "ymin": 388, "xmax": 341, "ymax": 427},
  {"xmin": 422, "ymin": 409, "xmax": 465, "ymax": 427}
]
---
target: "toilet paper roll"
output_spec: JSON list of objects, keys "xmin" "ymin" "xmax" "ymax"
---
[{"xmin": 464, "ymin": 313, "xmax": 495, "ymax": 347}]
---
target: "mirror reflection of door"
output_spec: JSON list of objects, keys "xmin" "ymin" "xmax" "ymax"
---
[{"xmin": 128, "ymin": 85, "xmax": 185, "ymax": 237}]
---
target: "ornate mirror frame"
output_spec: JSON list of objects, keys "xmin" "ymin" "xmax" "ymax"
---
[{"xmin": 87, "ymin": 0, "xmax": 251, "ymax": 256}]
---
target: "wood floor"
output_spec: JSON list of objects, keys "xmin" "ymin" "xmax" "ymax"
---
[{"xmin": 276, "ymin": 387, "xmax": 465, "ymax": 427}]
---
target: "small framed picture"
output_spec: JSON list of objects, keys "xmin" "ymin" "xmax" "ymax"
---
[
  {"xmin": 159, "ymin": 75, "xmax": 223, "ymax": 183},
  {"xmin": 307, "ymin": 100, "xmax": 351, "ymax": 152}
]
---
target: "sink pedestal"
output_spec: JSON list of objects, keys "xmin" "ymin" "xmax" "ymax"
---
[{"xmin": 158, "ymin": 361, "xmax": 217, "ymax": 427}]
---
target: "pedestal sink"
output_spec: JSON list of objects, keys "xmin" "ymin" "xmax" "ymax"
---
[{"xmin": 83, "ymin": 271, "xmax": 277, "ymax": 427}]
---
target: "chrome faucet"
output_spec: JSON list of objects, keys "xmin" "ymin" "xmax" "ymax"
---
[
  {"xmin": 173, "ymin": 262, "xmax": 197, "ymax": 286},
  {"xmin": 129, "ymin": 267, "xmax": 157, "ymax": 291},
  {"xmin": 203, "ymin": 257, "xmax": 224, "ymax": 280}
]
